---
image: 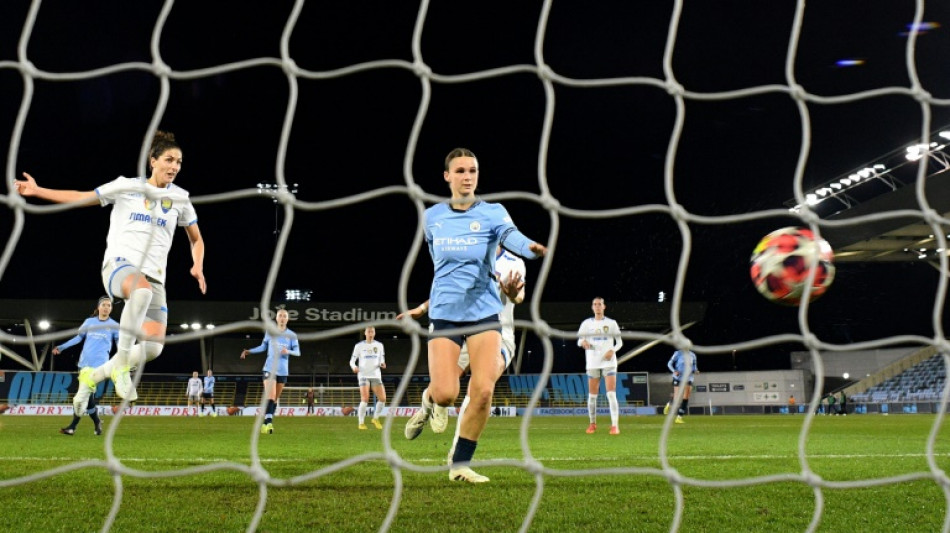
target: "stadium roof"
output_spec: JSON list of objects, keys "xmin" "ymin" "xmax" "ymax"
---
[{"xmin": 822, "ymin": 169, "xmax": 950, "ymax": 265}]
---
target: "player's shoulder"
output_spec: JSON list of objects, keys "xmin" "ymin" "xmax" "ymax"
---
[
  {"xmin": 164, "ymin": 182, "xmax": 192, "ymax": 199},
  {"xmin": 96, "ymin": 175, "xmax": 139, "ymax": 192}
]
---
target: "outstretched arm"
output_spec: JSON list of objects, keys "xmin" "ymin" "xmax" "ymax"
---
[{"xmin": 14, "ymin": 173, "xmax": 98, "ymax": 205}]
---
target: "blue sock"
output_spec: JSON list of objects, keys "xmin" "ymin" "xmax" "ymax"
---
[
  {"xmin": 451, "ymin": 437, "xmax": 478, "ymax": 465},
  {"xmin": 264, "ymin": 399, "xmax": 276, "ymax": 423}
]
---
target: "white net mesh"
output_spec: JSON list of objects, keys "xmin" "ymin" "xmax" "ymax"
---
[{"xmin": 3, "ymin": 1, "xmax": 950, "ymax": 532}]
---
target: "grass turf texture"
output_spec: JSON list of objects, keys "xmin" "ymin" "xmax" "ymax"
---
[{"xmin": 0, "ymin": 414, "xmax": 947, "ymax": 532}]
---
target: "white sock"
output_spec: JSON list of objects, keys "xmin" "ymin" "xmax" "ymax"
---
[
  {"xmin": 374, "ymin": 401, "xmax": 385, "ymax": 419},
  {"xmin": 420, "ymin": 388, "xmax": 432, "ymax": 412},
  {"xmin": 358, "ymin": 401, "xmax": 367, "ymax": 424},
  {"xmin": 587, "ymin": 394, "xmax": 598, "ymax": 423},
  {"xmin": 127, "ymin": 343, "xmax": 146, "ymax": 368},
  {"xmin": 607, "ymin": 391, "xmax": 619, "ymax": 426},
  {"xmin": 449, "ymin": 395, "xmax": 471, "ymax": 462},
  {"xmin": 91, "ymin": 359, "xmax": 116, "ymax": 383},
  {"xmin": 116, "ymin": 287, "xmax": 152, "ymax": 365}
]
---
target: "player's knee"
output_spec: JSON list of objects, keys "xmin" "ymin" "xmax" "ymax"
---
[
  {"xmin": 467, "ymin": 385, "xmax": 493, "ymax": 410},
  {"xmin": 428, "ymin": 384, "xmax": 458, "ymax": 406}
]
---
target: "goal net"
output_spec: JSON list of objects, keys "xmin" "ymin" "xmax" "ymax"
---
[{"xmin": 2, "ymin": 1, "xmax": 949, "ymax": 532}]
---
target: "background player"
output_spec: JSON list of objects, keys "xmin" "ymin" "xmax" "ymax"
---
[
  {"xmin": 577, "ymin": 297, "xmax": 624, "ymax": 435},
  {"xmin": 665, "ymin": 348, "xmax": 698, "ymax": 424},
  {"xmin": 55, "ymin": 296, "xmax": 119, "ymax": 436},
  {"xmin": 186, "ymin": 371, "xmax": 202, "ymax": 415},
  {"xmin": 349, "ymin": 326, "xmax": 387, "ymax": 430},
  {"xmin": 202, "ymin": 369, "xmax": 217, "ymax": 417},
  {"xmin": 241, "ymin": 309, "xmax": 300, "ymax": 434}
]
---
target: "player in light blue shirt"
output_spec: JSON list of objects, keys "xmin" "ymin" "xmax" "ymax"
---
[
  {"xmin": 422, "ymin": 147, "xmax": 546, "ymax": 483},
  {"xmin": 241, "ymin": 309, "xmax": 300, "ymax": 434},
  {"xmin": 665, "ymin": 349, "xmax": 699, "ymax": 423},
  {"xmin": 201, "ymin": 369, "xmax": 217, "ymax": 417},
  {"xmin": 54, "ymin": 296, "xmax": 119, "ymax": 436}
]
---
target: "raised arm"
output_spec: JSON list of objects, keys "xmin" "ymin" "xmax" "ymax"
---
[{"xmin": 14, "ymin": 173, "xmax": 98, "ymax": 205}]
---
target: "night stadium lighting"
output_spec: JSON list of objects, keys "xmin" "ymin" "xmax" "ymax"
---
[
  {"xmin": 787, "ymin": 124, "xmax": 950, "ymax": 215},
  {"xmin": 285, "ymin": 289, "xmax": 312, "ymax": 302}
]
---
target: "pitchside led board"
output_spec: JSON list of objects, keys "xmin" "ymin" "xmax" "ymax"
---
[
  {"xmin": 0, "ymin": 371, "xmax": 652, "ymax": 408},
  {"xmin": 506, "ymin": 372, "xmax": 650, "ymax": 406}
]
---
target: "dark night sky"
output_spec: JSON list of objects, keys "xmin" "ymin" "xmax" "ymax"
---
[{"xmin": 2, "ymin": 1, "xmax": 950, "ymax": 374}]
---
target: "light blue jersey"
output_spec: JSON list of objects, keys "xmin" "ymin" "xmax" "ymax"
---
[
  {"xmin": 248, "ymin": 329, "xmax": 301, "ymax": 377},
  {"xmin": 424, "ymin": 200, "xmax": 539, "ymax": 322},
  {"xmin": 203, "ymin": 375, "xmax": 215, "ymax": 394},
  {"xmin": 668, "ymin": 350, "xmax": 698, "ymax": 381},
  {"xmin": 55, "ymin": 317, "xmax": 119, "ymax": 369}
]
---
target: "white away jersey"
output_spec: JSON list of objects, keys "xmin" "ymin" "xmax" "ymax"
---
[
  {"xmin": 350, "ymin": 340, "xmax": 386, "ymax": 379},
  {"xmin": 494, "ymin": 248, "xmax": 526, "ymax": 346},
  {"xmin": 187, "ymin": 377, "xmax": 202, "ymax": 395},
  {"xmin": 96, "ymin": 176, "xmax": 198, "ymax": 284},
  {"xmin": 577, "ymin": 316, "xmax": 623, "ymax": 370}
]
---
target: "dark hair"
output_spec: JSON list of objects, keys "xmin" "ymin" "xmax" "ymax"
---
[
  {"xmin": 444, "ymin": 147, "xmax": 476, "ymax": 171},
  {"xmin": 149, "ymin": 130, "xmax": 180, "ymax": 161},
  {"xmin": 91, "ymin": 296, "xmax": 112, "ymax": 316}
]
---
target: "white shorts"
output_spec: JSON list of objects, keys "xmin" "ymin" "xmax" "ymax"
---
[
  {"xmin": 458, "ymin": 337, "xmax": 515, "ymax": 372},
  {"xmin": 358, "ymin": 376, "xmax": 383, "ymax": 387},
  {"xmin": 586, "ymin": 367, "xmax": 617, "ymax": 379},
  {"xmin": 101, "ymin": 257, "xmax": 168, "ymax": 325}
]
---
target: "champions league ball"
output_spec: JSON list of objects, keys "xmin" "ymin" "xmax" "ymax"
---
[{"xmin": 749, "ymin": 226, "xmax": 835, "ymax": 306}]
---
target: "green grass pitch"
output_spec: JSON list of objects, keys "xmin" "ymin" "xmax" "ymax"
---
[{"xmin": 0, "ymin": 413, "xmax": 947, "ymax": 532}]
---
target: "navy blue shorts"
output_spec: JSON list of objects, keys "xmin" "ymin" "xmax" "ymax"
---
[
  {"xmin": 430, "ymin": 315, "xmax": 501, "ymax": 348},
  {"xmin": 262, "ymin": 372, "xmax": 288, "ymax": 384}
]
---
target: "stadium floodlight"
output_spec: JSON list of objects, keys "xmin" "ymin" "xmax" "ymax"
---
[
  {"xmin": 285, "ymin": 289, "xmax": 312, "ymax": 302},
  {"xmin": 786, "ymin": 123, "xmax": 950, "ymax": 215},
  {"xmin": 38, "ymin": 320, "xmax": 50, "ymax": 330}
]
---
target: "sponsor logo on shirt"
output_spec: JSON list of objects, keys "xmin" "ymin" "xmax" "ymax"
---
[{"xmin": 434, "ymin": 237, "xmax": 478, "ymax": 246}]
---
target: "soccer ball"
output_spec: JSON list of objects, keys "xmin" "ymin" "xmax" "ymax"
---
[{"xmin": 749, "ymin": 226, "xmax": 835, "ymax": 305}]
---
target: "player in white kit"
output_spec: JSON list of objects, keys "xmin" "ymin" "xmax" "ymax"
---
[
  {"xmin": 350, "ymin": 326, "xmax": 387, "ymax": 429},
  {"xmin": 577, "ymin": 297, "xmax": 624, "ymax": 435},
  {"xmin": 15, "ymin": 131, "xmax": 207, "ymax": 410}
]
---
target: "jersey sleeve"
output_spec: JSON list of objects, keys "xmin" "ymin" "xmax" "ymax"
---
[
  {"xmin": 176, "ymin": 189, "xmax": 198, "ymax": 227},
  {"xmin": 610, "ymin": 320, "xmax": 623, "ymax": 351},
  {"xmin": 577, "ymin": 319, "xmax": 588, "ymax": 347},
  {"xmin": 350, "ymin": 345, "xmax": 359, "ymax": 370},
  {"xmin": 287, "ymin": 332, "xmax": 301, "ymax": 356},
  {"xmin": 248, "ymin": 335, "xmax": 269, "ymax": 354},
  {"xmin": 94, "ymin": 176, "xmax": 128, "ymax": 206},
  {"xmin": 57, "ymin": 333, "xmax": 85, "ymax": 352}
]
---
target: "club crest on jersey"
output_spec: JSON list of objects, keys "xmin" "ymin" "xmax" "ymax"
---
[
  {"xmin": 161, "ymin": 198, "xmax": 173, "ymax": 213},
  {"xmin": 470, "ymin": 221, "xmax": 481, "ymax": 232},
  {"xmin": 601, "ymin": 326, "xmax": 609, "ymax": 333}
]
